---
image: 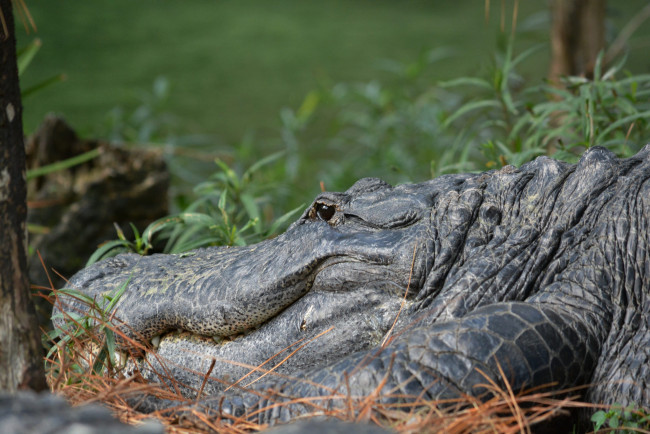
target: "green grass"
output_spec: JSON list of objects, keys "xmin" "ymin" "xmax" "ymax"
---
[
  {"xmin": 18, "ymin": 2, "xmax": 650, "ymax": 141},
  {"xmin": 17, "ymin": 0, "xmax": 554, "ymax": 142}
]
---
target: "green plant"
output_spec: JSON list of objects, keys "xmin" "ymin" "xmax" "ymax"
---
[
  {"xmin": 85, "ymin": 223, "xmax": 151, "ymax": 265},
  {"xmin": 46, "ymin": 276, "xmax": 130, "ymax": 378},
  {"xmin": 324, "ymin": 76, "xmax": 474, "ymax": 179},
  {"xmin": 88, "ymin": 153, "xmax": 302, "ymax": 264},
  {"xmin": 283, "ymin": 48, "xmax": 480, "ymax": 197},
  {"xmin": 591, "ymin": 403, "xmax": 650, "ymax": 432},
  {"xmin": 442, "ymin": 37, "xmax": 650, "ymax": 167},
  {"xmin": 102, "ymin": 76, "xmax": 177, "ymax": 145},
  {"xmin": 544, "ymin": 54, "xmax": 650, "ymax": 159}
]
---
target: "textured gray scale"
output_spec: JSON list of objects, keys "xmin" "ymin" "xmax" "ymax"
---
[{"xmin": 53, "ymin": 146, "xmax": 650, "ymax": 428}]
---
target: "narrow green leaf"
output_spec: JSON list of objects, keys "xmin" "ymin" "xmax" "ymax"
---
[
  {"xmin": 592, "ymin": 51, "xmax": 605, "ymax": 82},
  {"xmin": 511, "ymin": 43, "xmax": 545, "ymax": 69},
  {"xmin": 602, "ymin": 52, "xmax": 628, "ymax": 81},
  {"xmin": 168, "ymin": 236, "xmax": 221, "ymax": 254},
  {"xmin": 267, "ymin": 205, "xmax": 303, "ymax": 235},
  {"xmin": 438, "ymin": 77, "xmax": 492, "ymax": 91},
  {"xmin": 22, "ymin": 73, "xmax": 66, "ymax": 99},
  {"xmin": 129, "ymin": 223, "xmax": 141, "ymax": 244},
  {"xmin": 244, "ymin": 151, "xmax": 285, "ymax": 179},
  {"xmin": 142, "ymin": 216, "xmax": 183, "ymax": 246},
  {"xmin": 17, "ymin": 38, "xmax": 41, "ymax": 76},
  {"xmin": 56, "ymin": 288, "xmax": 96, "ymax": 305},
  {"xmin": 500, "ymin": 88, "xmax": 519, "ymax": 116},
  {"xmin": 86, "ymin": 240, "xmax": 132, "ymax": 266},
  {"xmin": 217, "ymin": 190, "xmax": 228, "ymax": 211},
  {"xmin": 27, "ymin": 148, "xmax": 100, "ymax": 180},
  {"xmin": 45, "ymin": 336, "xmax": 72, "ymax": 362},
  {"xmin": 113, "ymin": 223, "xmax": 127, "ymax": 241},
  {"xmin": 92, "ymin": 347, "xmax": 108, "ymax": 374},
  {"xmin": 443, "ymin": 100, "xmax": 501, "ymax": 127},
  {"xmin": 104, "ymin": 327, "xmax": 116, "ymax": 367},
  {"xmin": 237, "ymin": 217, "xmax": 258, "ymax": 235},
  {"xmin": 616, "ymin": 74, "xmax": 650, "ymax": 87},
  {"xmin": 27, "ymin": 223, "xmax": 50, "ymax": 235},
  {"xmin": 596, "ymin": 110, "xmax": 650, "ymax": 143},
  {"xmin": 178, "ymin": 212, "xmax": 217, "ymax": 227},
  {"xmin": 105, "ymin": 275, "xmax": 131, "ymax": 313},
  {"xmin": 214, "ymin": 159, "xmax": 239, "ymax": 190},
  {"xmin": 296, "ymin": 90, "xmax": 320, "ymax": 122},
  {"xmin": 240, "ymin": 193, "xmax": 260, "ymax": 231}
]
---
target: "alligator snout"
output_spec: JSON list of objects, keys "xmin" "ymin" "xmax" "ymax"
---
[{"xmin": 56, "ymin": 213, "xmax": 428, "ymax": 350}]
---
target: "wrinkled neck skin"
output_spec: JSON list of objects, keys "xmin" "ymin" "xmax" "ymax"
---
[
  {"xmin": 404, "ymin": 147, "xmax": 625, "ymax": 327},
  {"xmin": 54, "ymin": 146, "xmax": 650, "ymax": 408}
]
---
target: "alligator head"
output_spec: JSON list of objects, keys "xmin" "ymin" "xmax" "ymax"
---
[
  {"xmin": 55, "ymin": 176, "xmax": 456, "ymax": 394},
  {"xmin": 55, "ymin": 146, "xmax": 650, "ymax": 425}
]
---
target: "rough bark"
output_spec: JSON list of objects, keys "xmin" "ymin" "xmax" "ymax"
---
[
  {"xmin": 549, "ymin": 0, "xmax": 606, "ymax": 85},
  {"xmin": 0, "ymin": 0, "xmax": 47, "ymax": 391}
]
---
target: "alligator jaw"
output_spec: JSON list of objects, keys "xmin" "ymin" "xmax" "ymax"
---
[
  {"xmin": 140, "ymin": 284, "xmax": 410, "ymax": 397},
  {"xmin": 146, "ymin": 254, "xmax": 401, "ymax": 350}
]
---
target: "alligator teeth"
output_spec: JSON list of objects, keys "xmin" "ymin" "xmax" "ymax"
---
[{"xmin": 151, "ymin": 335, "xmax": 161, "ymax": 349}]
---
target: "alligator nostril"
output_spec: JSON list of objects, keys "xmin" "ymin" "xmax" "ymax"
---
[{"xmin": 316, "ymin": 203, "xmax": 336, "ymax": 222}]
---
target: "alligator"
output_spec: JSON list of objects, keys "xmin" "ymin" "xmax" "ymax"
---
[{"xmin": 54, "ymin": 146, "xmax": 650, "ymax": 427}]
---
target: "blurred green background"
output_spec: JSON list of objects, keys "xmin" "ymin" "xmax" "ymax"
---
[
  {"xmin": 16, "ymin": 1, "xmax": 650, "ymax": 217},
  {"xmin": 19, "ymin": 1, "xmax": 538, "ymax": 139},
  {"xmin": 17, "ymin": 1, "xmax": 650, "ymax": 139}
]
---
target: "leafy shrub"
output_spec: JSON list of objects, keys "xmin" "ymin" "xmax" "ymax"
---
[
  {"xmin": 591, "ymin": 403, "xmax": 650, "ymax": 432},
  {"xmin": 88, "ymin": 153, "xmax": 302, "ymax": 264},
  {"xmin": 282, "ymin": 48, "xmax": 482, "ymax": 195},
  {"xmin": 442, "ymin": 41, "xmax": 650, "ymax": 166},
  {"xmin": 277, "ymin": 32, "xmax": 650, "ymax": 203}
]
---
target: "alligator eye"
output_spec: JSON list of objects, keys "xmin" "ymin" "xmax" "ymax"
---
[{"xmin": 315, "ymin": 203, "xmax": 335, "ymax": 222}]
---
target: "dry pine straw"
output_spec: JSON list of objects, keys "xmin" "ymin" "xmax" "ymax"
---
[{"xmin": 44, "ymin": 289, "xmax": 599, "ymax": 434}]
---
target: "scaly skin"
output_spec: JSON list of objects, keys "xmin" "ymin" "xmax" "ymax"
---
[{"xmin": 54, "ymin": 146, "xmax": 650, "ymax": 426}]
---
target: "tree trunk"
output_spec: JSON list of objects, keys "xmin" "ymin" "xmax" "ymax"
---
[
  {"xmin": 0, "ymin": 0, "xmax": 47, "ymax": 391},
  {"xmin": 549, "ymin": 0, "xmax": 606, "ymax": 85}
]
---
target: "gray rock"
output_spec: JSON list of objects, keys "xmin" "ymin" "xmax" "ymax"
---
[{"xmin": 0, "ymin": 391, "xmax": 163, "ymax": 434}]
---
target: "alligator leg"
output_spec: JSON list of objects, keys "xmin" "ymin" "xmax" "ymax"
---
[{"xmin": 188, "ymin": 300, "xmax": 600, "ymax": 424}]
